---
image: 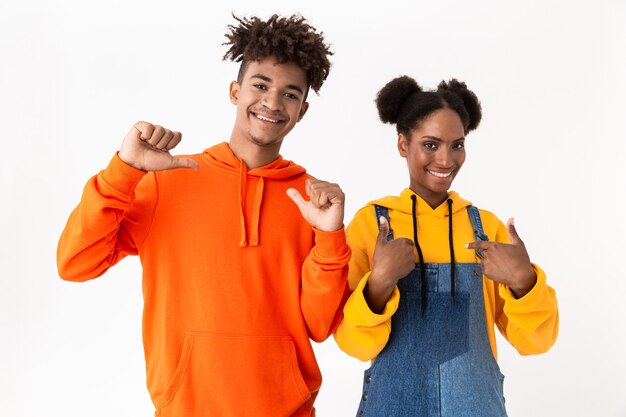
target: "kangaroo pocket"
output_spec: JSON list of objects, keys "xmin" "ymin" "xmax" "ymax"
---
[{"xmin": 157, "ymin": 332, "xmax": 311, "ymax": 417}]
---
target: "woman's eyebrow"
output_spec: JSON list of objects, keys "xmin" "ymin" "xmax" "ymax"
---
[{"xmin": 420, "ymin": 136, "xmax": 465, "ymax": 141}]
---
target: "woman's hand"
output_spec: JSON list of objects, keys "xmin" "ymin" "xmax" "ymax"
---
[
  {"xmin": 466, "ymin": 218, "xmax": 537, "ymax": 298},
  {"xmin": 365, "ymin": 216, "xmax": 415, "ymax": 313}
]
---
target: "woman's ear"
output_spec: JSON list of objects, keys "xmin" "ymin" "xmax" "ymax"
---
[{"xmin": 398, "ymin": 133, "xmax": 409, "ymax": 157}]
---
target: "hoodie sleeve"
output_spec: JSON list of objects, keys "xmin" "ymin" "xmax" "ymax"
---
[
  {"xmin": 57, "ymin": 153, "xmax": 156, "ymax": 281},
  {"xmin": 333, "ymin": 207, "xmax": 401, "ymax": 362},
  {"xmin": 300, "ymin": 228, "xmax": 351, "ymax": 342},
  {"xmin": 491, "ymin": 219, "xmax": 559, "ymax": 355}
]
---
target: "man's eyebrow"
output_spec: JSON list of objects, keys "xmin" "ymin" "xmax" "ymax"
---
[
  {"xmin": 286, "ymin": 84, "xmax": 305, "ymax": 95},
  {"xmin": 251, "ymin": 73, "xmax": 272, "ymax": 83},
  {"xmin": 250, "ymin": 73, "xmax": 305, "ymax": 95}
]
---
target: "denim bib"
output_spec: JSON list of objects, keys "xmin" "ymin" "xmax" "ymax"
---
[{"xmin": 355, "ymin": 205, "xmax": 507, "ymax": 417}]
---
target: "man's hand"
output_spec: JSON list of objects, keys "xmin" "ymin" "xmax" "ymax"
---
[
  {"xmin": 466, "ymin": 218, "xmax": 537, "ymax": 298},
  {"xmin": 286, "ymin": 178, "xmax": 345, "ymax": 232},
  {"xmin": 118, "ymin": 121, "xmax": 199, "ymax": 172}
]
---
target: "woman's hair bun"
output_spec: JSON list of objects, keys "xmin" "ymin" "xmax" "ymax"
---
[
  {"xmin": 375, "ymin": 75, "xmax": 422, "ymax": 124},
  {"xmin": 437, "ymin": 79, "xmax": 482, "ymax": 132}
]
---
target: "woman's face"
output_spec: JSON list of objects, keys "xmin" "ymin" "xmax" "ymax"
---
[{"xmin": 398, "ymin": 107, "xmax": 466, "ymax": 208}]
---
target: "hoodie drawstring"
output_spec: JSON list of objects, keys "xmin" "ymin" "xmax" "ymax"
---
[
  {"xmin": 249, "ymin": 177, "xmax": 264, "ymax": 246},
  {"xmin": 411, "ymin": 195, "xmax": 427, "ymax": 315},
  {"xmin": 238, "ymin": 161, "xmax": 248, "ymax": 247},
  {"xmin": 447, "ymin": 198, "xmax": 456, "ymax": 303},
  {"xmin": 205, "ymin": 143, "xmax": 302, "ymax": 248},
  {"xmin": 411, "ymin": 195, "xmax": 457, "ymax": 313},
  {"xmin": 238, "ymin": 161, "xmax": 265, "ymax": 247}
]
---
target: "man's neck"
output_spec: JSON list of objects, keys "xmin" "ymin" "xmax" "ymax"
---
[{"xmin": 227, "ymin": 136, "xmax": 281, "ymax": 169}]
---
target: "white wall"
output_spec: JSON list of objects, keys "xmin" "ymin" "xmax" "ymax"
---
[{"xmin": 1, "ymin": 0, "xmax": 625, "ymax": 416}]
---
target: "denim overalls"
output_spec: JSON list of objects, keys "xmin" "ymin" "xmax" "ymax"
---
[{"xmin": 355, "ymin": 205, "xmax": 507, "ymax": 417}]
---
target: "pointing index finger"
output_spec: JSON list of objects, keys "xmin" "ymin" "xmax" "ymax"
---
[{"xmin": 465, "ymin": 241, "xmax": 491, "ymax": 250}]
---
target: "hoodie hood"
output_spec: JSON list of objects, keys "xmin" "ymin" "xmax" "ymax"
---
[
  {"xmin": 202, "ymin": 142, "xmax": 306, "ymax": 179},
  {"xmin": 369, "ymin": 188, "xmax": 472, "ymax": 219},
  {"xmin": 202, "ymin": 142, "xmax": 306, "ymax": 247}
]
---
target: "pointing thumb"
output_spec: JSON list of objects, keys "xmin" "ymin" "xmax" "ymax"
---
[
  {"xmin": 377, "ymin": 215, "xmax": 390, "ymax": 244},
  {"xmin": 286, "ymin": 188, "xmax": 306, "ymax": 210},
  {"xmin": 506, "ymin": 217, "xmax": 523, "ymax": 245},
  {"xmin": 170, "ymin": 157, "xmax": 200, "ymax": 171}
]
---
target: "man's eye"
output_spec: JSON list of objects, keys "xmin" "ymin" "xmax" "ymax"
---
[{"xmin": 254, "ymin": 84, "xmax": 266, "ymax": 90}]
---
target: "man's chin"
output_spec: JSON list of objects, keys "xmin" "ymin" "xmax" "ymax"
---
[{"xmin": 249, "ymin": 135, "xmax": 285, "ymax": 148}]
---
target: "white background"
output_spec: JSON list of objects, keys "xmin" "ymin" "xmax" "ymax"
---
[{"xmin": 1, "ymin": 0, "xmax": 625, "ymax": 416}]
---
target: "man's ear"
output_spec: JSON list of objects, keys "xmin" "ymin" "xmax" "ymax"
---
[
  {"xmin": 297, "ymin": 101, "xmax": 309, "ymax": 122},
  {"xmin": 229, "ymin": 81, "xmax": 240, "ymax": 104},
  {"xmin": 398, "ymin": 133, "xmax": 409, "ymax": 157}
]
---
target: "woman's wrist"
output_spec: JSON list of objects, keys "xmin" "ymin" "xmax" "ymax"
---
[
  {"xmin": 365, "ymin": 272, "xmax": 396, "ymax": 313},
  {"xmin": 510, "ymin": 269, "xmax": 537, "ymax": 298}
]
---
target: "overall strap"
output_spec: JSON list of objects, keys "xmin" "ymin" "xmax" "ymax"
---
[
  {"xmin": 466, "ymin": 206, "xmax": 489, "ymax": 257},
  {"xmin": 374, "ymin": 204, "xmax": 394, "ymax": 241}
]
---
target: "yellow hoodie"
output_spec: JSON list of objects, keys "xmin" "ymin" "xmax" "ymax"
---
[{"xmin": 334, "ymin": 188, "xmax": 558, "ymax": 362}]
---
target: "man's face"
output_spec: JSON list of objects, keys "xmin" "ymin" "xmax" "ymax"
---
[{"xmin": 229, "ymin": 57, "xmax": 309, "ymax": 150}]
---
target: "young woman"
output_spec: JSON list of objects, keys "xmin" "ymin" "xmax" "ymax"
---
[{"xmin": 334, "ymin": 76, "xmax": 559, "ymax": 417}]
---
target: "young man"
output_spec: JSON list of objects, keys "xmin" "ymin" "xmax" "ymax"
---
[{"xmin": 57, "ymin": 14, "xmax": 350, "ymax": 417}]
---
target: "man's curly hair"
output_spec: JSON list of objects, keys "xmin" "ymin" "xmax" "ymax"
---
[{"xmin": 223, "ymin": 14, "xmax": 333, "ymax": 96}]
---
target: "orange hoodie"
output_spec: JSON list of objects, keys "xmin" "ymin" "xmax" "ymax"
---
[{"xmin": 57, "ymin": 142, "xmax": 351, "ymax": 417}]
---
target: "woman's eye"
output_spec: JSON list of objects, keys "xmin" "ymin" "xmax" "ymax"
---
[
  {"xmin": 424, "ymin": 142, "xmax": 437, "ymax": 150},
  {"xmin": 453, "ymin": 143, "xmax": 465, "ymax": 150}
]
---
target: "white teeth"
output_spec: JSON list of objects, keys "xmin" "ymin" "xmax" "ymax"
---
[
  {"xmin": 428, "ymin": 170, "xmax": 452, "ymax": 178},
  {"xmin": 255, "ymin": 114, "xmax": 280, "ymax": 123}
]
